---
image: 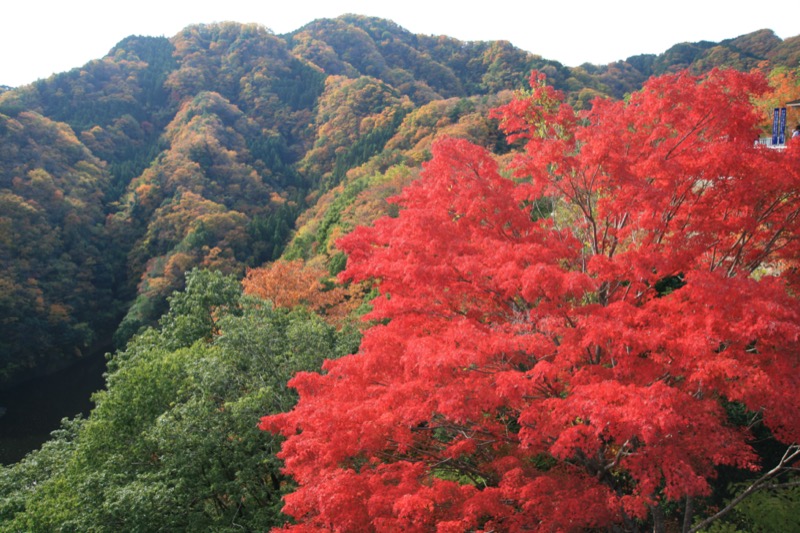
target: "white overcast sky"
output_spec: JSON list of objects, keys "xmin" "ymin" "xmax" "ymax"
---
[{"xmin": 2, "ymin": 0, "xmax": 799, "ymax": 87}]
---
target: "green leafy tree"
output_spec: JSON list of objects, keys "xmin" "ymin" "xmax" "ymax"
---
[{"xmin": 0, "ymin": 269, "xmax": 360, "ymax": 532}]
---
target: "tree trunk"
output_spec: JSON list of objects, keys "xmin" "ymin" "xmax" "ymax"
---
[
  {"xmin": 651, "ymin": 503, "xmax": 666, "ymax": 533},
  {"xmin": 682, "ymin": 496, "xmax": 694, "ymax": 533}
]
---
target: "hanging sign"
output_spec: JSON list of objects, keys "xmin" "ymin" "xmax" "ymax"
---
[
  {"xmin": 773, "ymin": 107, "xmax": 788, "ymax": 145},
  {"xmin": 778, "ymin": 107, "xmax": 787, "ymax": 145}
]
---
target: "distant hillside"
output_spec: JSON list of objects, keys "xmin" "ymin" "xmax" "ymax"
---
[{"xmin": 0, "ymin": 15, "xmax": 797, "ymax": 385}]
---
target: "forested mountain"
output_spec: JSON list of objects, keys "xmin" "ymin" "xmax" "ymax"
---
[
  {"xmin": 1, "ymin": 16, "xmax": 798, "ymax": 385},
  {"xmin": 1, "ymin": 14, "xmax": 800, "ymax": 533},
  {"xmin": 0, "ymin": 111, "xmax": 117, "ymax": 382}
]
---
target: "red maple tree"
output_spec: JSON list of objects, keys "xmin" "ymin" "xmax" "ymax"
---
[{"xmin": 262, "ymin": 69, "xmax": 800, "ymax": 531}]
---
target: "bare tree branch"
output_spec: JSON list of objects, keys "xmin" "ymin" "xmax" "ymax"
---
[{"xmin": 688, "ymin": 444, "xmax": 799, "ymax": 533}]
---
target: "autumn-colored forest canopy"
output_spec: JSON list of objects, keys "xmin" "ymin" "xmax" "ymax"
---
[{"xmin": 1, "ymin": 15, "xmax": 800, "ymax": 533}]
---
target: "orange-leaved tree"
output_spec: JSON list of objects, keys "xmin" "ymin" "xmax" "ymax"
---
[
  {"xmin": 262, "ymin": 69, "xmax": 800, "ymax": 531},
  {"xmin": 243, "ymin": 258, "xmax": 364, "ymax": 325},
  {"xmin": 755, "ymin": 64, "xmax": 800, "ymax": 135}
]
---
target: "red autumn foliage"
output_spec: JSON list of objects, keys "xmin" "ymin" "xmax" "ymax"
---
[{"xmin": 262, "ymin": 69, "xmax": 800, "ymax": 531}]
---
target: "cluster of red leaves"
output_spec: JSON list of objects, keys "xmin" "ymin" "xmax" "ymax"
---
[{"xmin": 262, "ymin": 69, "xmax": 800, "ymax": 531}]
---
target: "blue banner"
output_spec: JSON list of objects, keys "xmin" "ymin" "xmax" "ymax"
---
[
  {"xmin": 779, "ymin": 107, "xmax": 787, "ymax": 145},
  {"xmin": 773, "ymin": 108, "xmax": 780, "ymax": 145}
]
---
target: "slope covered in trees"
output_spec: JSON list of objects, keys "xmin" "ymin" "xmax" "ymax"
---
[
  {"xmin": 0, "ymin": 16, "xmax": 798, "ymax": 385},
  {"xmin": 0, "ymin": 110, "xmax": 120, "ymax": 382}
]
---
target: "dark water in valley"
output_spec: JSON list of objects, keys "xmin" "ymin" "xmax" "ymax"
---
[{"xmin": 0, "ymin": 352, "xmax": 108, "ymax": 465}]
